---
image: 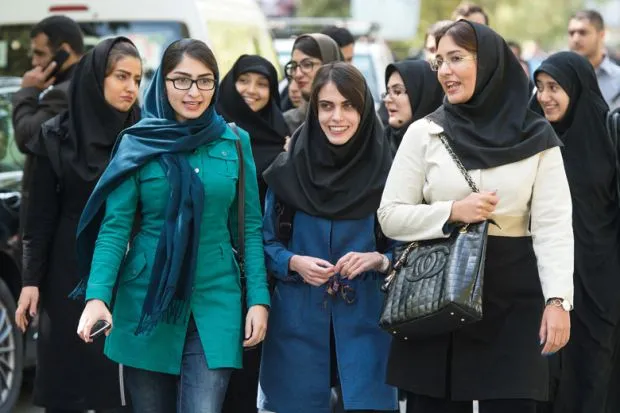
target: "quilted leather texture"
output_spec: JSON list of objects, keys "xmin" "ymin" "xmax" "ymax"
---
[{"xmin": 379, "ymin": 222, "xmax": 488, "ymax": 340}]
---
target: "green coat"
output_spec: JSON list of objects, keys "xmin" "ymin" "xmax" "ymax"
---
[{"xmin": 85, "ymin": 126, "xmax": 270, "ymax": 374}]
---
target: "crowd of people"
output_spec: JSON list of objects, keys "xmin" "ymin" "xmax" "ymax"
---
[{"xmin": 7, "ymin": 2, "xmax": 620, "ymax": 413}]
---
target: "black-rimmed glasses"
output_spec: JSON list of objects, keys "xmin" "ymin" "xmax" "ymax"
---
[
  {"xmin": 166, "ymin": 77, "xmax": 216, "ymax": 91},
  {"xmin": 284, "ymin": 59, "xmax": 321, "ymax": 79}
]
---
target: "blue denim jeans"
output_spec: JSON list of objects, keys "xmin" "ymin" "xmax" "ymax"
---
[{"xmin": 124, "ymin": 318, "xmax": 232, "ymax": 413}]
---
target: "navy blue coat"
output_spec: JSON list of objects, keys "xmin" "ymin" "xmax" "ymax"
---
[{"xmin": 258, "ymin": 190, "xmax": 399, "ymax": 413}]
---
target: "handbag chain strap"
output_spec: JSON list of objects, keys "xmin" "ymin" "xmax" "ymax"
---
[
  {"xmin": 438, "ymin": 133, "xmax": 479, "ymax": 193},
  {"xmin": 382, "ymin": 133, "xmax": 481, "ymax": 291}
]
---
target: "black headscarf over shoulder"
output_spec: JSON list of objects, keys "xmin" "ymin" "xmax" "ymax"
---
[
  {"xmin": 217, "ymin": 54, "xmax": 288, "ymax": 175},
  {"xmin": 427, "ymin": 21, "xmax": 560, "ymax": 170},
  {"xmin": 34, "ymin": 37, "xmax": 141, "ymax": 181},
  {"xmin": 530, "ymin": 52, "xmax": 620, "ymax": 315},
  {"xmin": 264, "ymin": 65, "xmax": 392, "ymax": 220},
  {"xmin": 385, "ymin": 60, "xmax": 444, "ymax": 153}
]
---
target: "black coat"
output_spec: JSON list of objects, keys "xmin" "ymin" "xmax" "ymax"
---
[
  {"xmin": 11, "ymin": 67, "xmax": 75, "ymax": 229},
  {"xmin": 21, "ymin": 115, "xmax": 124, "ymax": 409}
]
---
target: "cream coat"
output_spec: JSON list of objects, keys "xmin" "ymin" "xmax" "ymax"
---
[{"xmin": 378, "ymin": 119, "xmax": 574, "ymax": 306}]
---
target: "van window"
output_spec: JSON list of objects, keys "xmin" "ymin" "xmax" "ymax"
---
[{"xmin": 0, "ymin": 21, "xmax": 189, "ymax": 79}]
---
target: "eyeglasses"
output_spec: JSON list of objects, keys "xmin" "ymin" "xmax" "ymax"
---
[
  {"xmin": 284, "ymin": 58, "xmax": 321, "ymax": 79},
  {"xmin": 430, "ymin": 54, "xmax": 476, "ymax": 71},
  {"xmin": 165, "ymin": 77, "xmax": 216, "ymax": 91},
  {"xmin": 381, "ymin": 86, "xmax": 408, "ymax": 100}
]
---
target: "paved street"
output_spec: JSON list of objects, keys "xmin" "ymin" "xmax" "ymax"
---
[{"xmin": 15, "ymin": 379, "xmax": 42, "ymax": 413}]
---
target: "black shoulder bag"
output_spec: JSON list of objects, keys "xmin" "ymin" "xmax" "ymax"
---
[
  {"xmin": 229, "ymin": 124, "xmax": 248, "ymax": 305},
  {"xmin": 379, "ymin": 134, "xmax": 489, "ymax": 340}
]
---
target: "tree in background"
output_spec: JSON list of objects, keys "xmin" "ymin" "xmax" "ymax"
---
[
  {"xmin": 297, "ymin": 0, "xmax": 351, "ymax": 17},
  {"xmin": 295, "ymin": 0, "xmax": 609, "ymax": 58}
]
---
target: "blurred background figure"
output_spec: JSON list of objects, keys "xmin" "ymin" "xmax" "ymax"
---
[
  {"xmin": 451, "ymin": 2, "xmax": 489, "ymax": 26},
  {"xmin": 507, "ymin": 40, "xmax": 531, "ymax": 77},
  {"xmin": 422, "ymin": 20, "xmax": 454, "ymax": 61},
  {"xmin": 568, "ymin": 10, "xmax": 620, "ymax": 109},
  {"xmin": 321, "ymin": 25, "xmax": 356, "ymax": 63}
]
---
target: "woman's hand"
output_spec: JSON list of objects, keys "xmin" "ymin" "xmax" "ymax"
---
[
  {"xmin": 243, "ymin": 305, "xmax": 269, "ymax": 348},
  {"xmin": 289, "ymin": 255, "xmax": 335, "ymax": 286},
  {"xmin": 334, "ymin": 252, "xmax": 384, "ymax": 280},
  {"xmin": 539, "ymin": 304, "xmax": 571, "ymax": 355},
  {"xmin": 77, "ymin": 299, "xmax": 113, "ymax": 343},
  {"xmin": 15, "ymin": 286, "xmax": 39, "ymax": 333},
  {"xmin": 449, "ymin": 191, "xmax": 499, "ymax": 223}
]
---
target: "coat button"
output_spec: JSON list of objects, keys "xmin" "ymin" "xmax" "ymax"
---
[
  {"xmin": 194, "ymin": 168, "xmax": 200, "ymax": 173},
  {"xmin": 221, "ymin": 151, "xmax": 228, "ymax": 156}
]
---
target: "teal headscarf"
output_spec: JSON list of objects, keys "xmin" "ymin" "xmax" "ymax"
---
[{"xmin": 72, "ymin": 39, "xmax": 228, "ymax": 335}]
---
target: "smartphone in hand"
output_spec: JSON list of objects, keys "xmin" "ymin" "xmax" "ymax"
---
[
  {"xmin": 89, "ymin": 320, "xmax": 111, "ymax": 340},
  {"xmin": 45, "ymin": 49, "xmax": 70, "ymax": 81}
]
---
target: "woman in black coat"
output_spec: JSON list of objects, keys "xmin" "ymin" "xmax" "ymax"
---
[
  {"xmin": 14, "ymin": 37, "xmax": 141, "ymax": 412},
  {"xmin": 530, "ymin": 51, "xmax": 620, "ymax": 413},
  {"xmin": 383, "ymin": 60, "xmax": 443, "ymax": 154},
  {"xmin": 217, "ymin": 54, "xmax": 289, "ymax": 208},
  {"xmin": 216, "ymin": 54, "xmax": 288, "ymax": 413}
]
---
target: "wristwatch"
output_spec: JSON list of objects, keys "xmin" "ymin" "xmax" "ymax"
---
[{"xmin": 546, "ymin": 297, "xmax": 572, "ymax": 311}]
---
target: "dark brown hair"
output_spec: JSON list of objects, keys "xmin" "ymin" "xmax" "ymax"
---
[
  {"xmin": 161, "ymin": 39, "xmax": 219, "ymax": 80},
  {"xmin": 292, "ymin": 36, "xmax": 322, "ymax": 60},
  {"xmin": 310, "ymin": 62, "xmax": 366, "ymax": 116},
  {"xmin": 434, "ymin": 20, "xmax": 478, "ymax": 55},
  {"xmin": 571, "ymin": 10, "xmax": 605, "ymax": 32},
  {"xmin": 105, "ymin": 41, "xmax": 141, "ymax": 76}
]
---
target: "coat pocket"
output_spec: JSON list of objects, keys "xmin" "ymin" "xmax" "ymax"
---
[
  {"xmin": 120, "ymin": 251, "xmax": 148, "ymax": 285},
  {"xmin": 207, "ymin": 143, "xmax": 239, "ymax": 178}
]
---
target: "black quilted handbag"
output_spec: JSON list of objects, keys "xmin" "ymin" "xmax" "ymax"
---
[{"xmin": 379, "ymin": 133, "xmax": 489, "ymax": 340}]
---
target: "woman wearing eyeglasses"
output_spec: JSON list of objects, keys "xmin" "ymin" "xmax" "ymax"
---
[
  {"xmin": 379, "ymin": 21, "xmax": 573, "ymax": 413},
  {"xmin": 259, "ymin": 62, "xmax": 398, "ymax": 413},
  {"xmin": 74, "ymin": 39, "xmax": 270, "ymax": 413},
  {"xmin": 383, "ymin": 60, "xmax": 444, "ymax": 154},
  {"xmin": 282, "ymin": 33, "xmax": 343, "ymax": 134}
]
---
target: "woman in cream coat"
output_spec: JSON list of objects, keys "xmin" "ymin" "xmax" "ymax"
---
[{"xmin": 378, "ymin": 21, "xmax": 574, "ymax": 413}]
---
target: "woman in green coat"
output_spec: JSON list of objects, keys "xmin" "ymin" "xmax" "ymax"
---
[{"xmin": 73, "ymin": 39, "xmax": 270, "ymax": 413}]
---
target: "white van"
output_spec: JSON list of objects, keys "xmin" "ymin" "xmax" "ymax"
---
[{"xmin": 0, "ymin": 0, "xmax": 281, "ymax": 81}]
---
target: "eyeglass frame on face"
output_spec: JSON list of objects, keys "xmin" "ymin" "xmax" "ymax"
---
[
  {"xmin": 165, "ymin": 77, "xmax": 216, "ymax": 91},
  {"xmin": 284, "ymin": 58, "xmax": 321, "ymax": 79},
  {"xmin": 430, "ymin": 53, "xmax": 477, "ymax": 72},
  {"xmin": 381, "ymin": 85, "xmax": 408, "ymax": 100}
]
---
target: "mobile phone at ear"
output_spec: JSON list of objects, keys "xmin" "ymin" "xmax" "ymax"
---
[
  {"xmin": 45, "ymin": 49, "xmax": 70, "ymax": 81},
  {"xmin": 89, "ymin": 320, "xmax": 111, "ymax": 340}
]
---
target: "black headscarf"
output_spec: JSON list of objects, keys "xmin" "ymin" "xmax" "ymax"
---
[
  {"xmin": 264, "ymin": 69, "xmax": 392, "ymax": 220},
  {"xmin": 530, "ymin": 51, "xmax": 620, "ymax": 317},
  {"xmin": 217, "ymin": 55, "xmax": 288, "ymax": 176},
  {"xmin": 427, "ymin": 21, "xmax": 560, "ymax": 170},
  {"xmin": 384, "ymin": 60, "xmax": 444, "ymax": 153},
  {"xmin": 35, "ymin": 37, "xmax": 140, "ymax": 182}
]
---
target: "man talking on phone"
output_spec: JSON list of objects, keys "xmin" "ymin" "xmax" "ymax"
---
[{"xmin": 11, "ymin": 15, "xmax": 83, "ymax": 230}]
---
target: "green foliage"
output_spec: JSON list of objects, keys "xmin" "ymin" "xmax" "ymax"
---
[
  {"xmin": 414, "ymin": 0, "xmax": 587, "ymax": 51},
  {"xmin": 297, "ymin": 0, "xmax": 351, "ymax": 17}
]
